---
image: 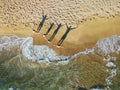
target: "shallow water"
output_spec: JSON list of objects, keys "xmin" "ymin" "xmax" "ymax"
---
[{"xmin": 0, "ymin": 35, "xmax": 120, "ymax": 89}]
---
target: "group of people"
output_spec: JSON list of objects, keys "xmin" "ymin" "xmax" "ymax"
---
[{"xmin": 33, "ymin": 10, "xmax": 77, "ymax": 46}]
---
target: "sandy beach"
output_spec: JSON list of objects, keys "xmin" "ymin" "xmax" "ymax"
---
[
  {"xmin": 0, "ymin": 0, "xmax": 120, "ymax": 52},
  {"xmin": 1, "ymin": 0, "xmax": 120, "ymax": 24},
  {"xmin": 0, "ymin": 0, "xmax": 120, "ymax": 55},
  {"xmin": 0, "ymin": 0, "xmax": 120, "ymax": 89},
  {"xmin": 0, "ymin": 15, "xmax": 120, "ymax": 55}
]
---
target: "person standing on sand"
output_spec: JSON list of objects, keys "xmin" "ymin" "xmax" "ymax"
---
[
  {"xmin": 33, "ymin": 9, "xmax": 48, "ymax": 33},
  {"xmin": 44, "ymin": 22, "xmax": 54, "ymax": 36},
  {"xmin": 57, "ymin": 23, "xmax": 77, "ymax": 46},
  {"xmin": 48, "ymin": 23, "xmax": 62, "ymax": 42}
]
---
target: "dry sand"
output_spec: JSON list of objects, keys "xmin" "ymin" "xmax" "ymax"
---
[
  {"xmin": 0, "ymin": 0, "xmax": 120, "ymax": 24},
  {"xmin": 0, "ymin": 1, "xmax": 120, "ymax": 89},
  {"xmin": 0, "ymin": 0, "xmax": 120, "ymax": 55}
]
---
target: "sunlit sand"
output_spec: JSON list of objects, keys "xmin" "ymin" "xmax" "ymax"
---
[
  {"xmin": 0, "ymin": 15, "xmax": 120, "ymax": 55},
  {"xmin": 0, "ymin": 0, "xmax": 120, "ymax": 89}
]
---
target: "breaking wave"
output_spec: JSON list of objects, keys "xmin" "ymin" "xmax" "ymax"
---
[
  {"xmin": 0, "ymin": 35, "xmax": 68, "ymax": 64},
  {"xmin": 0, "ymin": 35, "xmax": 120, "ymax": 89}
]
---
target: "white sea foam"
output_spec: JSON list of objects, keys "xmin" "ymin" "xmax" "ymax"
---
[
  {"xmin": 0, "ymin": 35, "xmax": 67, "ymax": 63},
  {"xmin": 94, "ymin": 35, "xmax": 120, "ymax": 90},
  {"xmin": 0, "ymin": 35, "xmax": 120, "ymax": 90},
  {"xmin": 94, "ymin": 35, "xmax": 120, "ymax": 57}
]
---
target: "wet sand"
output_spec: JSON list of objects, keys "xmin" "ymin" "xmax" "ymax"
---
[
  {"xmin": 0, "ymin": 1, "xmax": 120, "ymax": 89},
  {"xmin": 0, "ymin": 15, "xmax": 120, "ymax": 55},
  {"xmin": 1, "ymin": 0, "xmax": 120, "ymax": 55}
]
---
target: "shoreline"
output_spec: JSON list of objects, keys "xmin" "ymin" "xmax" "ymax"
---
[{"xmin": 0, "ymin": 15, "xmax": 120, "ymax": 55}]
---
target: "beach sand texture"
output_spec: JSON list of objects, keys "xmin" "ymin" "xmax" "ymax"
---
[
  {"xmin": 0, "ymin": 1, "xmax": 120, "ymax": 89},
  {"xmin": 0, "ymin": 0, "xmax": 120, "ymax": 55},
  {"xmin": 0, "ymin": 0, "xmax": 120, "ymax": 24}
]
